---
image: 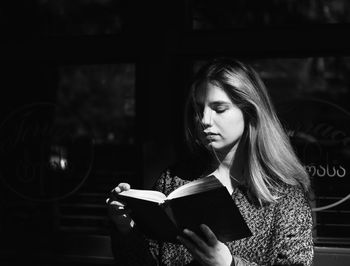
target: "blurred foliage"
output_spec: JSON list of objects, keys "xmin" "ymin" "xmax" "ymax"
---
[
  {"xmin": 192, "ymin": 0, "xmax": 350, "ymax": 29},
  {"xmin": 2, "ymin": 0, "xmax": 350, "ymax": 36},
  {"xmin": 1, "ymin": 0, "xmax": 124, "ymax": 36},
  {"xmin": 56, "ymin": 64, "xmax": 135, "ymax": 143}
]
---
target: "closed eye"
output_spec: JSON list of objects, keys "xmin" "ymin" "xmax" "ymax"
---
[
  {"xmin": 212, "ymin": 103, "xmax": 229, "ymax": 113},
  {"xmin": 210, "ymin": 102, "xmax": 231, "ymax": 114},
  {"xmin": 214, "ymin": 107, "xmax": 227, "ymax": 113}
]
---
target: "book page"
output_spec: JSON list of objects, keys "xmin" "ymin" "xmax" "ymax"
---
[
  {"xmin": 167, "ymin": 175, "xmax": 222, "ymax": 199},
  {"xmin": 119, "ymin": 189, "xmax": 167, "ymax": 203}
]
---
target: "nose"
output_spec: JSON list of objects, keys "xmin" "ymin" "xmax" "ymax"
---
[{"xmin": 201, "ymin": 107, "xmax": 212, "ymax": 127}]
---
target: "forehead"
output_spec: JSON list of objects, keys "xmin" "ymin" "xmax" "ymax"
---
[{"xmin": 195, "ymin": 82, "xmax": 232, "ymax": 104}]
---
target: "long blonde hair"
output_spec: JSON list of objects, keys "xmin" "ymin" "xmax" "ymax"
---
[{"xmin": 184, "ymin": 58, "xmax": 310, "ymax": 204}]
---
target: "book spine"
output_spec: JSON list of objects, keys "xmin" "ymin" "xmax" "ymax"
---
[{"xmin": 162, "ymin": 200, "xmax": 178, "ymax": 228}]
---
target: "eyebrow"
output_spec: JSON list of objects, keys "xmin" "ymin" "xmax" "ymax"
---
[
  {"xmin": 195, "ymin": 100, "xmax": 231, "ymax": 105},
  {"xmin": 209, "ymin": 101, "xmax": 231, "ymax": 105}
]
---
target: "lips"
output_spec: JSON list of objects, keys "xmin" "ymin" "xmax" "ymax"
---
[
  {"xmin": 203, "ymin": 132, "xmax": 219, "ymax": 141},
  {"xmin": 204, "ymin": 132, "xmax": 219, "ymax": 136}
]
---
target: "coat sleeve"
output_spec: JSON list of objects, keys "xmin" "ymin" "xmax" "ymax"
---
[
  {"xmin": 231, "ymin": 256, "xmax": 259, "ymax": 266},
  {"xmin": 228, "ymin": 187, "xmax": 313, "ymax": 266},
  {"xmin": 269, "ymin": 187, "xmax": 314, "ymax": 266},
  {"xmin": 109, "ymin": 170, "xmax": 171, "ymax": 266},
  {"xmin": 109, "ymin": 220, "xmax": 158, "ymax": 266}
]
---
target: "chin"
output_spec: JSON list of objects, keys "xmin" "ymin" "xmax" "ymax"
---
[
  {"xmin": 205, "ymin": 141, "xmax": 236, "ymax": 154},
  {"xmin": 205, "ymin": 142, "xmax": 225, "ymax": 151}
]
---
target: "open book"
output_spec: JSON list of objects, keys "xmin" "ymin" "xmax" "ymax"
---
[{"xmin": 115, "ymin": 175, "xmax": 252, "ymax": 243}]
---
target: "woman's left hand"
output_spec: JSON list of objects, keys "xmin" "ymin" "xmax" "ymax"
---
[{"xmin": 177, "ymin": 224, "xmax": 233, "ymax": 266}]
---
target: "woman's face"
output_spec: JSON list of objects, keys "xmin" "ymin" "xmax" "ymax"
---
[{"xmin": 195, "ymin": 83, "xmax": 245, "ymax": 153}]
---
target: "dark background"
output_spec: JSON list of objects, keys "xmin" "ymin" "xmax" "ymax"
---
[{"xmin": 0, "ymin": 1, "xmax": 350, "ymax": 265}]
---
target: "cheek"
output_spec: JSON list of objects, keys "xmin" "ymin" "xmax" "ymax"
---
[{"xmin": 221, "ymin": 114, "xmax": 245, "ymax": 138}]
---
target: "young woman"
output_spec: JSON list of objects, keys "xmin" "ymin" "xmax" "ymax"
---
[{"xmin": 107, "ymin": 58, "xmax": 314, "ymax": 266}]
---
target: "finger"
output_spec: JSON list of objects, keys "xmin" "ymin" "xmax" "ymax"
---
[
  {"xmin": 106, "ymin": 198, "xmax": 125, "ymax": 207},
  {"xmin": 111, "ymin": 186, "xmax": 122, "ymax": 194},
  {"xmin": 118, "ymin": 183, "xmax": 131, "ymax": 191},
  {"xmin": 109, "ymin": 190, "xmax": 121, "ymax": 202},
  {"xmin": 106, "ymin": 198, "xmax": 129, "ymax": 215},
  {"xmin": 183, "ymin": 229, "xmax": 209, "ymax": 253},
  {"xmin": 200, "ymin": 224, "xmax": 218, "ymax": 246},
  {"xmin": 110, "ymin": 183, "xmax": 130, "ymax": 195}
]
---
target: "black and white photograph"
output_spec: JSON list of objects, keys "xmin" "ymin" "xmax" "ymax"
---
[{"xmin": 1, "ymin": 1, "xmax": 350, "ymax": 266}]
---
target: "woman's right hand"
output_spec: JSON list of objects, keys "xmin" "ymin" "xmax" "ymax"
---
[{"xmin": 106, "ymin": 183, "xmax": 135, "ymax": 234}]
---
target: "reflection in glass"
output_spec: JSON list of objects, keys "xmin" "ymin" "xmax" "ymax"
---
[
  {"xmin": 251, "ymin": 57, "xmax": 350, "ymax": 243},
  {"xmin": 2, "ymin": 0, "xmax": 124, "ymax": 36},
  {"xmin": 191, "ymin": 0, "xmax": 350, "ymax": 30},
  {"xmin": 57, "ymin": 63, "xmax": 135, "ymax": 144}
]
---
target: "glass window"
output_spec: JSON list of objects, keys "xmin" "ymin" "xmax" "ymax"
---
[
  {"xmin": 1, "ymin": 0, "xmax": 124, "ymax": 36},
  {"xmin": 191, "ymin": 0, "xmax": 350, "ymax": 30},
  {"xmin": 57, "ymin": 63, "xmax": 135, "ymax": 144}
]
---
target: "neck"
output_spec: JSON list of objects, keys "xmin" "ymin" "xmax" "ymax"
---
[
  {"xmin": 209, "ymin": 139, "xmax": 246, "ymax": 190},
  {"xmin": 213, "ymin": 142, "xmax": 238, "ymax": 171}
]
